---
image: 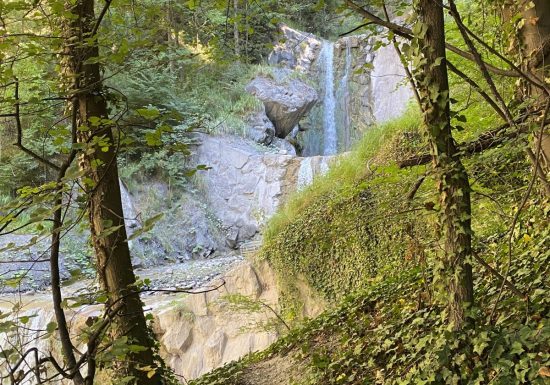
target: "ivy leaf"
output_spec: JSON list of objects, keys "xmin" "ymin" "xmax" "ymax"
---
[
  {"xmin": 136, "ymin": 107, "xmax": 160, "ymax": 121},
  {"xmin": 509, "ymin": 341, "xmax": 524, "ymax": 355}
]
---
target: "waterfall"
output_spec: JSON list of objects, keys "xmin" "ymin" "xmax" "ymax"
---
[
  {"xmin": 320, "ymin": 41, "xmax": 337, "ymax": 155},
  {"xmin": 119, "ymin": 179, "xmax": 140, "ymax": 235}
]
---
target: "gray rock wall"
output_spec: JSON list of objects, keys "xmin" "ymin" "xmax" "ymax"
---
[{"xmin": 192, "ymin": 134, "xmax": 334, "ymax": 247}]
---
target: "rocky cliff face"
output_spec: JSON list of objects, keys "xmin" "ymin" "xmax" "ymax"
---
[
  {"xmin": 267, "ymin": 25, "xmax": 413, "ymax": 156},
  {"xmin": 154, "ymin": 261, "xmax": 280, "ymax": 379},
  {"xmin": 0, "ymin": 260, "xmax": 280, "ymax": 384},
  {"xmin": 192, "ymin": 134, "xmax": 334, "ymax": 248}
]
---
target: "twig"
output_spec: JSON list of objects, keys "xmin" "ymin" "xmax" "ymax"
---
[
  {"xmin": 406, "ymin": 174, "xmax": 427, "ymax": 202},
  {"xmin": 344, "ymin": 0, "xmax": 519, "ymax": 77},
  {"xmin": 472, "ymin": 253, "xmax": 526, "ymax": 300},
  {"xmin": 397, "ymin": 115, "xmax": 537, "ymax": 168},
  {"xmin": 490, "ymin": 100, "xmax": 550, "ymax": 322},
  {"xmin": 12, "ymin": 78, "xmax": 61, "ymax": 171},
  {"xmin": 91, "ymin": 0, "xmax": 113, "ymax": 36},
  {"xmin": 382, "ymin": 2, "xmax": 422, "ymax": 108},
  {"xmin": 338, "ymin": 22, "xmax": 374, "ymax": 37}
]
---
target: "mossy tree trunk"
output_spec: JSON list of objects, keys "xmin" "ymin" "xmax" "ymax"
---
[
  {"xmin": 413, "ymin": 0, "xmax": 474, "ymax": 329},
  {"xmin": 62, "ymin": 1, "xmax": 163, "ymax": 383}
]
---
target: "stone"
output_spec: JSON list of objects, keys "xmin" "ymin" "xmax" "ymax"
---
[
  {"xmin": 185, "ymin": 292, "xmax": 209, "ymax": 317},
  {"xmin": 268, "ymin": 24, "xmax": 322, "ymax": 72},
  {"xmin": 190, "ymin": 134, "xmax": 333, "ymax": 245},
  {"xmin": 245, "ymin": 76, "xmax": 318, "ymax": 139},
  {"xmin": 224, "ymin": 227, "xmax": 239, "ymax": 249},
  {"xmin": 267, "ymin": 49, "xmax": 297, "ymax": 68},
  {"xmin": 371, "ymin": 40, "xmax": 414, "ymax": 123},
  {"xmin": 271, "ymin": 138, "xmax": 297, "ymax": 156},
  {"xmin": 157, "ymin": 309, "xmax": 194, "ymax": 355},
  {"xmin": 247, "ymin": 110, "xmax": 275, "ymax": 145},
  {"xmin": 224, "ymin": 262, "xmax": 262, "ymax": 299},
  {"xmin": 204, "ymin": 330, "xmax": 227, "ymax": 367}
]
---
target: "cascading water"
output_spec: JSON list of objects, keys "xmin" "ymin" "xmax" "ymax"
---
[{"xmin": 320, "ymin": 41, "xmax": 337, "ymax": 155}]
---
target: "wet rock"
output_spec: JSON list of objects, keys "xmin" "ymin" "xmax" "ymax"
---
[{"xmin": 271, "ymin": 138, "xmax": 297, "ymax": 156}]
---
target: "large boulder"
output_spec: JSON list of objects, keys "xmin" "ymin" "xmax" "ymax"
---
[{"xmin": 245, "ymin": 77, "xmax": 318, "ymax": 139}]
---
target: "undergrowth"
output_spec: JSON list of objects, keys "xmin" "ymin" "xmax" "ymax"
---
[
  {"xmin": 190, "ymin": 104, "xmax": 550, "ymax": 384},
  {"xmin": 191, "ymin": 203, "xmax": 549, "ymax": 384},
  {"xmin": 260, "ymin": 109, "xmax": 435, "ymax": 317}
]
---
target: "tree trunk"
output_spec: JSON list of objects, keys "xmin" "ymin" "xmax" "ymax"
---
[
  {"xmin": 520, "ymin": 0, "xmax": 550, "ymax": 174},
  {"xmin": 413, "ymin": 0, "xmax": 474, "ymax": 329},
  {"xmin": 233, "ymin": 0, "xmax": 240, "ymax": 57},
  {"xmin": 62, "ymin": 1, "xmax": 162, "ymax": 384}
]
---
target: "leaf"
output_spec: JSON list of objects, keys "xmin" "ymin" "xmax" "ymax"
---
[
  {"xmin": 136, "ymin": 107, "xmax": 160, "ymax": 120},
  {"xmin": 509, "ymin": 341, "xmax": 524, "ymax": 355},
  {"xmin": 46, "ymin": 322, "xmax": 57, "ymax": 333}
]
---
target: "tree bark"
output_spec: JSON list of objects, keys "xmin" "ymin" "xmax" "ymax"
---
[
  {"xmin": 62, "ymin": 1, "xmax": 162, "ymax": 384},
  {"xmin": 234, "ymin": 0, "xmax": 240, "ymax": 57},
  {"xmin": 519, "ymin": 0, "xmax": 550, "ymax": 175},
  {"xmin": 413, "ymin": 0, "xmax": 474, "ymax": 329}
]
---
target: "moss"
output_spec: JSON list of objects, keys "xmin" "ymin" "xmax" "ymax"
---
[{"xmin": 259, "ymin": 109, "xmax": 435, "ymax": 316}]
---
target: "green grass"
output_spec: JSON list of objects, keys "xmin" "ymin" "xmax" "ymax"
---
[{"xmin": 264, "ymin": 107, "xmax": 424, "ymax": 241}]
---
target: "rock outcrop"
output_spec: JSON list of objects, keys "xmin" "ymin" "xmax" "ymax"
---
[
  {"xmin": 192, "ymin": 134, "xmax": 335, "ymax": 247},
  {"xmin": 245, "ymin": 77, "xmax": 318, "ymax": 139},
  {"xmin": 0, "ymin": 260, "xmax": 280, "ymax": 383},
  {"xmin": 268, "ymin": 25, "xmax": 413, "ymax": 155},
  {"xmin": 247, "ymin": 109, "xmax": 276, "ymax": 145},
  {"xmin": 268, "ymin": 24, "xmax": 322, "ymax": 72},
  {"xmin": 154, "ymin": 261, "xmax": 280, "ymax": 379}
]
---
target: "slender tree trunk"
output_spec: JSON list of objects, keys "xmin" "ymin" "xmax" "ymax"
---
[
  {"xmin": 244, "ymin": 0, "xmax": 249, "ymax": 62},
  {"xmin": 62, "ymin": 1, "xmax": 162, "ymax": 384},
  {"xmin": 413, "ymin": 0, "xmax": 474, "ymax": 329},
  {"xmin": 520, "ymin": 0, "xmax": 550, "ymax": 174},
  {"xmin": 233, "ymin": 0, "xmax": 240, "ymax": 57}
]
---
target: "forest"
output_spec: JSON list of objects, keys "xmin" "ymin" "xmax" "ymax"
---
[{"xmin": 0, "ymin": 0, "xmax": 548, "ymax": 384}]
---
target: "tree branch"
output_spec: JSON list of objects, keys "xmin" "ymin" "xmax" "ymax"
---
[
  {"xmin": 397, "ymin": 116, "xmax": 535, "ymax": 168},
  {"xmin": 91, "ymin": 0, "xmax": 113, "ymax": 36},
  {"xmin": 345, "ymin": 0, "xmax": 519, "ymax": 77},
  {"xmin": 12, "ymin": 78, "xmax": 61, "ymax": 171},
  {"xmin": 49, "ymin": 97, "xmax": 84, "ymax": 385}
]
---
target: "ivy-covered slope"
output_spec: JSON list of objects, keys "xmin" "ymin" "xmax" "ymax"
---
[
  {"xmin": 191, "ymin": 110, "xmax": 549, "ymax": 385},
  {"xmin": 260, "ymin": 111, "xmax": 432, "ymax": 317},
  {"xmin": 192, "ymin": 229, "xmax": 548, "ymax": 385}
]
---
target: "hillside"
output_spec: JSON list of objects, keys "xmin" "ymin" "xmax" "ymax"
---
[{"xmin": 191, "ymin": 111, "xmax": 550, "ymax": 385}]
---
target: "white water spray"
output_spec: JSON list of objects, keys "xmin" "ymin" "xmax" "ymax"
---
[{"xmin": 320, "ymin": 41, "xmax": 337, "ymax": 155}]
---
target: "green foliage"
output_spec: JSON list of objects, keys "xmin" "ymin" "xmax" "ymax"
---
[
  {"xmin": 261, "ymin": 109, "xmax": 432, "ymax": 316},
  {"xmin": 191, "ymin": 206, "xmax": 549, "ymax": 384}
]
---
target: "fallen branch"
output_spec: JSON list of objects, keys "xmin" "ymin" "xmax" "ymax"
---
[{"xmin": 397, "ymin": 118, "xmax": 533, "ymax": 168}]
